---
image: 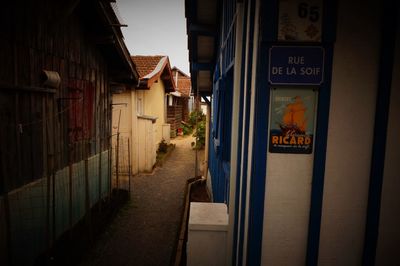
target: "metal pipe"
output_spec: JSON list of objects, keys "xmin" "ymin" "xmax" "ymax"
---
[
  {"xmin": 115, "ymin": 109, "xmax": 122, "ymax": 190},
  {"xmin": 128, "ymin": 138, "xmax": 132, "ymax": 196}
]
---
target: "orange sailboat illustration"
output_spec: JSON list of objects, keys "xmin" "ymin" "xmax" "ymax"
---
[{"xmin": 279, "ymin": 96, "xmax": 307, "ymax": 135}]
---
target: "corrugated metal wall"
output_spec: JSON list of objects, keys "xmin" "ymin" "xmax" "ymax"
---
[{"xmin": 2, "ymin": 151, "xmax": 111, "ymax": 265}]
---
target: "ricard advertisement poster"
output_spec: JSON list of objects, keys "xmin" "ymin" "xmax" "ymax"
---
[{"xmin": 269, "ymin": 87, "xmax": 317, "ymax": 154}]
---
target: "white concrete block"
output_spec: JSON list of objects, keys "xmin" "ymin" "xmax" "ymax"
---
[{"xmin": 187, "ymin": 202, "xmax": 228, "ymax": 266}]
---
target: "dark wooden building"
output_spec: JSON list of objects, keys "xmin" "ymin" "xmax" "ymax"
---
[
  {"xmin": 168, "ymin": 67, "xmax": 191, "ymax": 137},
  {"xmin": 0, "ymin": 0, "xmax": 138, "ymax": 264}
]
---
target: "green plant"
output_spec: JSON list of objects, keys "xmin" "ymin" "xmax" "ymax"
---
[
  {"xmin": 192, "ymin": 120, "xmax": 206, "ymax": 149},
  {"xmin": 181, "ymin": 123, "xmax": 193, "ymax": 135},
  {"xmin": 189, "ymin": 110, "xmax": 205, "ymax": 127},
  {"xmin": 157, "ymin": 139, "xmax": 168, "ymax": 153}
]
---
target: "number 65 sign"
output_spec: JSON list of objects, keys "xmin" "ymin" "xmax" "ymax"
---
[{"xmin": 278, "ymin": 0, "xmax": 323, "ymax": 42}]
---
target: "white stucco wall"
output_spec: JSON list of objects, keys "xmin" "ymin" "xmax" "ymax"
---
[
  {"xmin": 262, "ymin": 153, "xmax": 314, "ymax": 265},
  {"xmin": 143, "ymin": 78, "xmax": 168, "ymax": 146},
  {"xmin": 318, "ymin": 1, "xmax": 381, "ymax": 264},
  {"xmin": 112, "ymin": 91, "xmax": 140, "ymax": 176},
  {"xmin": 111, "ymin": 92, "xmax": 133, "ymax": 177},
  {"xmin": 112, "ymin": 92, "xmax": 132, "ymax": 140},
  {"xmin": 375, "ymin": 14, "xmax": 400, "ymax": 265},
  {"xmin": 261, "ymin": 90, "xmax": 317, "ymax": 265}
]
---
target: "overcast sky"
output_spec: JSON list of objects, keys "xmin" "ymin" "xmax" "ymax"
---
[{"xmin": 116, "ymin": 0, "xmax": 190, "ymax": 75}]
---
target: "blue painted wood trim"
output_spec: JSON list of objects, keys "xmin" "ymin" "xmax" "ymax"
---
[
  {"xmin": 222, "ymin": 70, "xmax": 234, "ymax": 204},
  {"xmin": 321, "ymin": 0, "xmax": 338, "ymax": 43},
  {"xmin": 233, "ymin": 1, "xmax": 249, "ymax": 265},
  {"xmin": 262, "ymin": 0, "xmax": 278, "ymax": 42},
  {"xmin": 245, "ymin": 0, "xmax": 277, "ymax": 265},
  {"xmin": 237, "ymin": 0, "xmax": 256, "ymax": 264},
  {"xmin": 305, "ymin": 44, "xmax": 334, "ymax": 266},
  {"xmin": 237, "ymin": 74, "xmax": 251, "ymax": 265},
  {"xmin": 363, "ymin": 2, "xmax": 398, "ymax": 265},
  {"xmin": 246, "ymin": 47, "xmax": 269, "ymax": 266}
]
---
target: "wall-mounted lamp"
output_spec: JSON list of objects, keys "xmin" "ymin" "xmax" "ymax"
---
[{"xmin": 41, "ymin": 70, "xmax": 61, "ymax": 89}]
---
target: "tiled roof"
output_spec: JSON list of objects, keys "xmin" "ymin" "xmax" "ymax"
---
[
  {"xmin": 131, "ymin": 55, "xmax": 175, "ymax": 92},
  {"xmin": 131, "ymin": 55, "xmax": 164, "ymax": 78},
  {"xmin": 172, "ymin": 67, "xmax": 190, "ymax": 78},
  {"xmin": 172, "ymin": 68, "xmax": 191, "ymax": 97},
  {"xmin": 176, "ymin": 78, "xmax": 191, "ymax": 97}
]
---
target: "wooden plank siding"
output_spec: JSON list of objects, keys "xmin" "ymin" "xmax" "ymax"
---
[
  {"xmin": 0, "ymin": 1, "xmax": 112, "ymax": 195},
  {"xmin": 0, "ymin": 2, "xmax": 137, "ymax": 263},
  {"xmin": 167, "ymin": 98, "xmax": 184, "ymax": 135},
  {"xmin": 182, "ymin": 97, "xmax": 189, "ymax": 122}
]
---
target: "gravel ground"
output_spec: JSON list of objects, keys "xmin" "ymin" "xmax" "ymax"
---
[{"xmin": 79, "ymin": 136, "xmax": 198, "ymax": 266}]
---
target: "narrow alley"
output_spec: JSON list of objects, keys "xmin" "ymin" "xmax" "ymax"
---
[
  {"xmin": 79, "ymin": 136, "xmax": 197, "ymax": 266},
  {"xmin": 1, "ymin": 0, "xmax": 400, "ymax": 265}
]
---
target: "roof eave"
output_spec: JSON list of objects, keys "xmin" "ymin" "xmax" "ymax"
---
[
  {"xmin": 185, "ymin": 0, "xmax": 218, "ymax": 96},
  {"xmin": 98, "ymin": 1, "xmax": 139, "ymax": 84}
]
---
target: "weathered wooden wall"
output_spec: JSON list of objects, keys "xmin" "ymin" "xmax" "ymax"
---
[
  {"xmin": 0, "ymin": 1, "xmax": 111, "ymax": 194},
  {"xmin": 167, "ymin": 97, "xmax": 184, "ymax": 136},
  {"xmin": 182, "ymin": 97, "xmax": 189, "ymax": 122},
  {"xmin": 0, "ymin": 1, "xmax": 121, "ymax": 264}
]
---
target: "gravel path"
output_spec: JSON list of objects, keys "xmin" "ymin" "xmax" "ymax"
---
[{"xmin": 80, "ymin": 136, "xmax": 196, "ymax": 266}]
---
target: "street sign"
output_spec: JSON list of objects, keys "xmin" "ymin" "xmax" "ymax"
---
[{"xmin": 268, "ymin": 46, "xmax": 324, "ymax": 85}]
